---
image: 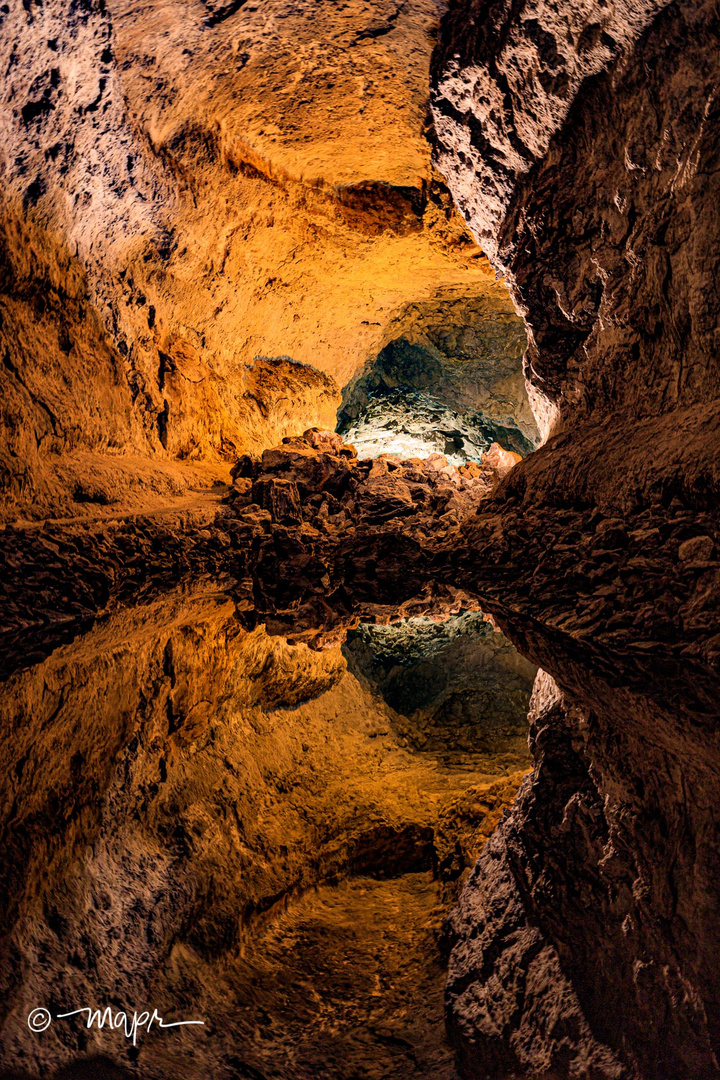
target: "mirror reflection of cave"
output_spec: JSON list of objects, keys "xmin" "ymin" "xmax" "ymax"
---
[
  {"xmin": 2, "ymin": 1, "xmax": 719, "ymax": 1080},
  {"xmin": 333, "ymin": 291, "xmax": 540, "ymax": 925}
]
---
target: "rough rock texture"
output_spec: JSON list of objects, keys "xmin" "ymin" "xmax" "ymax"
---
[
  {"xmin": 431, "ymin": 0, "xmax": 720, "ymax": 437},
  {"xmin": 2, "ymin": 0, "xmax": 720, "ymax": 1076},
  {"xmin": 2, "ymin": 419, "xmax": 717, "ymax": 674},
  {"xmin": 338, "ymin": 290, "xmax": 539, "ymax": 446},
  {"xmin": 0, "ymin": 590, "xmax": 528, "ymax": 1079},
  {"xmin": 0, "ymin": 0, "xmax": 528, "ymax": 522},
  {"xmin": 2, "ymin": 428, "xmax": 717, "ymax": 1080},
  {"xmin": 226, "ymin": 429, "xmax": 527, "ymax": 643},
  {"xmin": 0, "ymin": 428, "xmax": 522, "ymax": 672},
  {"xmin": 338, "ymin": 387, "xmax": 535, "ymax": 463},
  {"xmin": 445, "ymin": 661, "xmax": 720, "ymax": 1080},
  {"xmin": 345, "ymin": 612, "xmax": 536, "ymax": 757},
  {"xmin": 430, "ymin": 0, "xmax": 720, "ymax": 1076}
]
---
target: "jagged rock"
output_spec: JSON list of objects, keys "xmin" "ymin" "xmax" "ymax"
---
[
  {"xmin": 0, "ymin": 2, "xmax": 719, "ymax": 1078},
  {"xmin": 338, "ymin": 297, "xmax": 540, "ymax": 447},
  {"xmin": 481, "ymin": 442, "xmax": 521, "ymax": 476},
  {"xmin": 0, "ymin": 592, "xmax": 529, "ymax": 1079},
  {"xmin": 679, "ymin": 535, "xmax": 715, "ymax": 564},
  {"xmin": 338, "ymin": 386, "xmax": 535, "ymax": 464},
  {"xmin": 431, "ymin": 0, "xmax": 720, "ymax": 435},
  {"xmin": 430, "ymin": 1, "xmax": 720, "ymax": 1075},
  {"xmin": 344, "ymin": 612, "xmax": 536, "ymax": 759}
]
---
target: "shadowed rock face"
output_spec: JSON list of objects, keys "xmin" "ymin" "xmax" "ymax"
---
[
  {"xmin": 0, "ymin": 0, "xmax": 528, "ymax": 523},
  {"xmin": 431, "ymin": 0, "xmax": 720, "ymax": 435},
  {"xmin": 338, "ymin": 291, "xmax": 539, "ymax": 450},
  {"xmin": 444, "ymin": 667, "xmax": 720, "ymax": 1080},
  {"xmin": 429, "ymin": 0, "xmax": 720, "ymax": 1076},
  {"xmin": 0, "ymin": 591, "xmax": 530, "ymax": 1080},
  {"xmin": 344, "ymin": 612, "xmax": 536, "ymax": 758}
]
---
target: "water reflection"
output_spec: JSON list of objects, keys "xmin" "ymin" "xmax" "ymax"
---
[
  {"xmin": 0, "ymin": 591, "xmax": 532, "ymax": 1079},
  {"xmin": 345, "ymin": 612, "xmax": 535, "ymax": 759}
]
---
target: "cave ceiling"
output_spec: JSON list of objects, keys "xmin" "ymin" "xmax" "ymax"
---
[{"xmin": 1, "ymin": 0, "xmax": 526, "ymax": 521}]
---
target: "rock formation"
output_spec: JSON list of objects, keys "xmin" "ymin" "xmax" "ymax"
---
[
  {"xmin": 0, "ymin": 589, "xmax": 530, "ymax": 1079},
  {"xmin": 0, "ymin": 427, "xmax": 519, "ymax": 675},
  {"xmin": 430, "ymin": 0, "xmax": 720, "ymax": 1076},
  {"xmin": 0, "ymin": 0, "xmax": 719, "ymax": 1078},
  {"xmin": 338, "ymin": 291, "xmax": 539, "ymax": 452},
  {"xmin": 1, "ymin": 0, "xmax": 527, "ymax": 522},
  {"xmin": 344, "ymin": 611, "xmax": 536, "ymax": 759}
]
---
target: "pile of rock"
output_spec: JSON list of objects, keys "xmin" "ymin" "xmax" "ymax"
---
[
  {"xmin": 227, "ymin": 427, "xmax": 520, "ymax": 535},
  {"xmin": 222, "ymin": 429, "xmax": 520, "ymax": 646}
]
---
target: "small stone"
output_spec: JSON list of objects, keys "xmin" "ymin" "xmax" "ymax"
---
[
  {"xmin": 678, "ymin": 535, "xmax": 714, "ymax": 562},
  {"xmin": 228, "ymin": 476, "xmax": 253, "ymax": 506},
  {"xmin": 230, "ymin": 454, "xmax": 256, "ymax": 480},
  {"xmin": 303, "ymin": 428, "xmax": 344, "ymax": 454}
]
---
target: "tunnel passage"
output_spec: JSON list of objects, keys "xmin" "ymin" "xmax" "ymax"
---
[
  {"xmin": 0, "ymin": 590, "xmax": 531, "ymax": 1080},
  {"xmin": 337, "ymin": 292, "xmax": 539, "ymax": 464},
  {"xmin": 1, "ymin": 0, "xmax": 719, "ymax": 1075}
]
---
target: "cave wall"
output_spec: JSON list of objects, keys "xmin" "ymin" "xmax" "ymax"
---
[
  {"xmin": 2, "ymin": 0, "xmax": 719, "ymax": 1076},
  {"xmin": 0, "ymin": 589, "xmax": 529, "ymax": 1078},
  {"xmin": 445, "ymin": 660, "xmax": 720, "ymax": 1080},
  {"xmin": 1, "ymin": 0, "xmax": 532, "ymax": 523},
  {"xmin": 345, "ymin": 613, "xmax": 536, "ymax": 758},
  {"xmin": 430, "ymin": 1, "xmax": 720, "ymax": 1076},
  {"xmin": 431, "ymin": 0, "xmax": 720, "ymax": 436},
  {"xmin": 338, "ymin": 288, "xmax": 538, "ymax": 445}
]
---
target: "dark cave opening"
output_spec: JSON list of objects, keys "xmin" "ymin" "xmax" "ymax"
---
[
  {"xmin": 344, "ymin": 612, "xmax": 535, "ymax": 763},
  {"xmin": 336, "ymin": 312, "xmax": 539, "ymax": 464}
]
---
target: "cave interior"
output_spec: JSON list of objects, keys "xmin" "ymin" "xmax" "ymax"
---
[{"xmin": 0, "ymin": 1, "xmax": 719, "ymax": 1079}]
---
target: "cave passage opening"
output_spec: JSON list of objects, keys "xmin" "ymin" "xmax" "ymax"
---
[
  {"xmin": 335, "ymin": 293, "xmax": 540, "ymax": 464},
  {"xmin": 0, "ymin": 273, "xmax": 546, "ymax": 1080},
  {"xmin": 331, "ymin": 290, "xmax": 540, "ymax": 783}
]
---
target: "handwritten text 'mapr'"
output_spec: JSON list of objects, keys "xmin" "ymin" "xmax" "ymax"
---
[{"xmin": 55, "ymin": 1007, "xmax": 205, "ymax": 1045}]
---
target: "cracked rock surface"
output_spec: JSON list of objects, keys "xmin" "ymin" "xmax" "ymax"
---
[
  {"xmin": 429, "ymin": 0, "xmax": 720, "ymax": 1075},
  {"xmin": 0, "ymin": 590, "xmax": 529, "ymax": 1080},
  {"xmin": 1, "ymin": 0, "xmax": 719, "ymax": 1077},
  {"xmin": 0, "ymin": 0, "xmax": 526, "ymax": 522}
]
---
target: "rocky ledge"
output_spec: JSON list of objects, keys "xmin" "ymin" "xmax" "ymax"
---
[
  {"xmin": 225, "ymin": 427, "xmax": 521, "ymax": 643},
  {"xmin": 0, "ymin": 428, "xmax": 521, "ymax": 675}
]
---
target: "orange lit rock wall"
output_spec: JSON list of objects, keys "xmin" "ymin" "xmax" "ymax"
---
[
  {"xmin": 0, "ymin": 589, "xmax": 529, "ymax": 1078},
  {"xmin": 0, "ymin": 0, "xmax": 525, "ymax": 522}
]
